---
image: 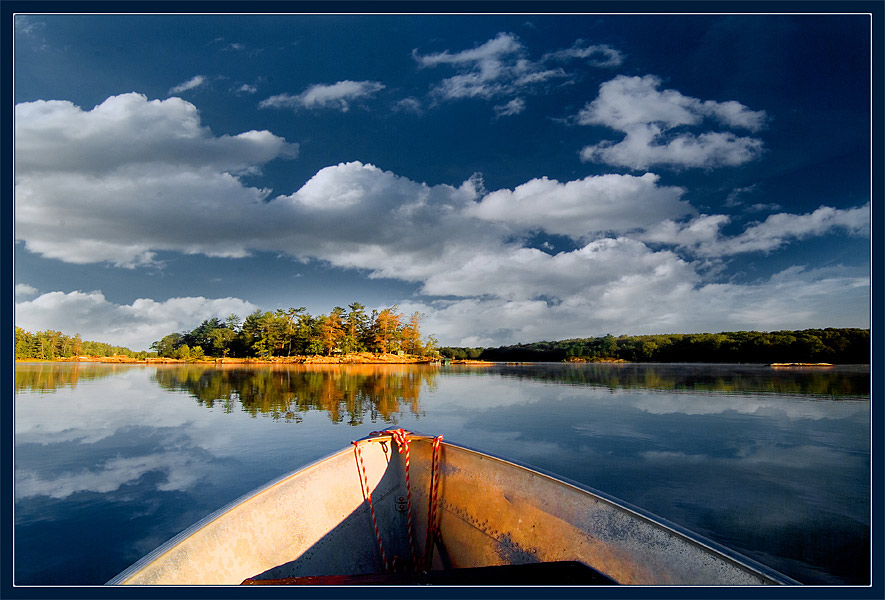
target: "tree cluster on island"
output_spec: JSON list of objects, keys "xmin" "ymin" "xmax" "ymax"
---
[
  {"xmin": 151, "ymin": 303, "xmax": 439, "ymax": 359},
  {"xmin": 441, "ymin": 328, "xmax": 869, "ymax": 365}
]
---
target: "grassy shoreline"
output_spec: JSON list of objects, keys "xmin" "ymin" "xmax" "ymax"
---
[{"xmin": 31, "ymin": 352, "xmax": 441, "ymax": 365}]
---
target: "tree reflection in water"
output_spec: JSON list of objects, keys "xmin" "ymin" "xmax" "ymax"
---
[
  {"xmin": 481, "ymin": 363, "xmax": 869, "ymax": 398},
  {"xmin": 15, "ymin": 362, "xmax": 868, "ymax": 402},
  {"xmin": 151, "ymin": 364, "xmax": 439, "ymax": 425},
  {"xmin": 14, "ymin": 362, "xmax": 135, "ymax": 394}
]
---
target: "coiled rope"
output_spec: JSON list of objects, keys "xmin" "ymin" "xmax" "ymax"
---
[{"xmin": 352, "ymin": 429, "xmax": 443, "ymax": 573}]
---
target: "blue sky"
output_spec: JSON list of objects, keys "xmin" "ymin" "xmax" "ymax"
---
[{"xmin": 12, "ymin": 11, "xmax": 872, "ymax": 351}]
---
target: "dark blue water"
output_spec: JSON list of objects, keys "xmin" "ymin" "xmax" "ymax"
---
[{"xmin": 13, "ymin": 362, "xmax": 870, "ymax": 585}]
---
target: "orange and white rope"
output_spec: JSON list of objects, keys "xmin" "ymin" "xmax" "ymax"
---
[
  {"xmin": 351, "ymin": 438, "xmax": 389, "ymax": 570},
  {"xmin": 423, "ymin": 434, "xmax": 443, "ymax": 570},
  {"xmin": 353, "ymin": 429, "xmax": 444, "ymax": 573}
]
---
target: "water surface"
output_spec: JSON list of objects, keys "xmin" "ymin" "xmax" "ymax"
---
[{"xmin": 14, "ymin": 362, "xmax": 870, "ymax": 585}]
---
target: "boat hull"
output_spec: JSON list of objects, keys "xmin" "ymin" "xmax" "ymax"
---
[{"xmin": 108, "ymin": 433, "xmax": 796, "ymax": 585}]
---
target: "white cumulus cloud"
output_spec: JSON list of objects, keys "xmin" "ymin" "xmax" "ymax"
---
[
  {"xmin": 15, "ymin": 93, "xmax": 297, "ymax": 266},
  {"xmin": 578, "ymin": 75, "xmax": 767, "ymax": 170},
  {"xmin": 269, "ymin": 161, "xmax": 501, "ymax": 282},
  {"xmin": 641, "ymin": 204, "xmax": 871, "ymax": 256},
  {"xmin": 468, "ymin": 173, "xmax": 692, "ymax": 239},
  {"xmin": 405, "ymin": 264, "xmax": 869, "ymax": 346},
  {"xmin": 16, "ymin": 93, "xmax": 297, "ymax": 175},
  {"xmin": 713, "ymin": 204, "xmax": 870, "ymax": 255},
  {"xmin": 15, "ymin": 284, "xmax": 38, "ymax": 297}
]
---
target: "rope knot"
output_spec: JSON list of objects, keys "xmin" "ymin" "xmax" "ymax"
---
[{"xmin": 386, "ymin": 428, "xmax": 410, "ymax": 454}]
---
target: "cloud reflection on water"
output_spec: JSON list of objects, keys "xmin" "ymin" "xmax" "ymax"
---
[
  {"xmin": 15, "ymin": 449, "xmax": 212, "ymax": 499},
  {"xmin": 14, "ymin": 363, "xmax": 869, "ymax": 502},
  {"xmin": 13, "ymin": 362, "xmax": 869, "ymax": 585}
]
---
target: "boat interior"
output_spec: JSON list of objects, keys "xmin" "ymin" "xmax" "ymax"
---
[{"xmin": 109, "ymin": 431, "xmax": 794, "ymax": 586}]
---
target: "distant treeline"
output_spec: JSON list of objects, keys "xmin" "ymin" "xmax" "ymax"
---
[
  {"xmin": 440, "ymin": 328, "xmax": 870, "ymax": 364},
  {"xmin": 14, "ymin": 326, "xmax": 152, "ymax": 360},
  {"xmin": 152, "ymin": 303, "xmax": 438, "ymax": 359}
]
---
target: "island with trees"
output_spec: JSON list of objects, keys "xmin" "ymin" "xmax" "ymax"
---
[
  {"xmin": 150, "ymin": 303, "xmax": 439, "ymax": 363},
  {"xmin": 15, "ymin": 303, "xmax": 441, "ymax": 363}
]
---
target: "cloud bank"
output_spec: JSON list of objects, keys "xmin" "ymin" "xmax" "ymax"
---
[{"xmin": 14, "ymin": 93, "xmax": 869, "ymax": 348}]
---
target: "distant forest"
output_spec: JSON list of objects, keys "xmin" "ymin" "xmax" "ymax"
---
[
  {"xmin": 440, "ymin": 328, "xmax": 870, "ymax": 364},
  {"xmin": 14, "ymin": 326, "xmax": 152, "ymax": 360}
]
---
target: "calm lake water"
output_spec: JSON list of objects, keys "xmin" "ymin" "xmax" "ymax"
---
[{"xmin": 14, "ymin": 362, "xmax": 870, "ymax": 586}]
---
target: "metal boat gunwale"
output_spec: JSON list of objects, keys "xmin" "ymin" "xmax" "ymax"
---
[
  {"xmin": 107, "ymin": 431, "xmax": 799, "ymax": 586},
  {"xmin": 106, "ymin": 443, "xmax": 357, "ymax": 585},
  {"xmin": 435, "ymin": 436, "xmax": 799, "ymax": 586}
]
